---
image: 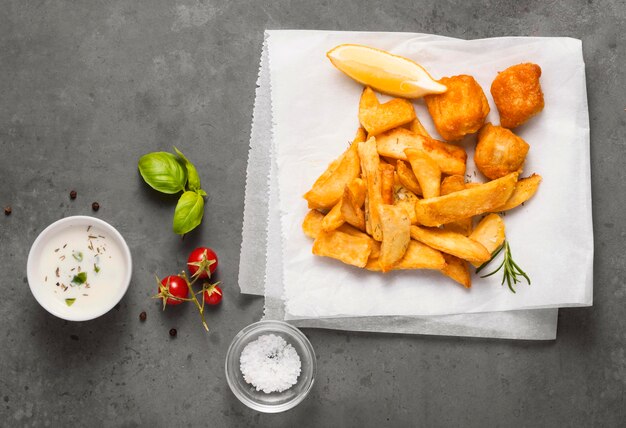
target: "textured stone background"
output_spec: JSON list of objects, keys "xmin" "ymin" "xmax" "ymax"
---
[{"xmin": 1, "ymin": 0, "xmax": 624, "ymax": 426}]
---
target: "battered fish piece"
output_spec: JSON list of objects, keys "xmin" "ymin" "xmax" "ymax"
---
[
  {"xmin": 475, "ymin": 123, "xmax": 529, "ymax": 180},
  {"xmin": 491, "ymin": 63, "xmax": 544, "ymax": 129},
  {"xmin": 424, "ymin": 75, "xmax": 490, "ymax": 142}
]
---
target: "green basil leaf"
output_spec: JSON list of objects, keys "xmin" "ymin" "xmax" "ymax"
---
[
  {"xmin": 174, "ymin": 147, "xmax": 201, "ymax": 191},
  {"xmin": 173, "ymin": 191, "xmax": 204, "ymax": 235},
  {"xmin": 138, "ymin": 152, "xmax": 187, "ymax": 194}
]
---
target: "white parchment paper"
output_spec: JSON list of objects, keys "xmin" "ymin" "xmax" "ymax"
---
[
  {"xmin": 239, "ymin": 34, "xmax": 559, "ymax": 339},
  {"xmin": 268, "ymin": 30, "xmax": 593, "ymax": 319}
]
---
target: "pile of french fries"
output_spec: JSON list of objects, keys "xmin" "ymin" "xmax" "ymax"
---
[{"xmin": 302, "ymin": 87, "xmax": 541, "ymax": 288}]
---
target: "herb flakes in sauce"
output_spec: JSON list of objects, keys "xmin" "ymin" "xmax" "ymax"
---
[{"xmin": 71, "ymin": 272, "xmax": 87, "ymax": 285}]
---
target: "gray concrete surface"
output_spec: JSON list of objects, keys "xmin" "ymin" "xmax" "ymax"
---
[{"xmin": 1, "ymin": 0, "xmax": 624, "ymax": 426}]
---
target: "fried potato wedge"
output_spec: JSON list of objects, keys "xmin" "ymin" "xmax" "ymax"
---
[
  {"xmin": 414, "ymin": 172, "xmax": 519, "ymax": 226},
  {"xmin": 312, "ymin": 229, "xmax": 373, "ymax": 268},
  {"xmin": 378, "ymin": 205, "xmax": 411, "ymax": 272},
  {"xmin": 359, "ymin": 87, "xmax": 416, "ymax": 136},
  {"xmin": 375, "ymin": 127, "xmax": 466, "ymax": 176},
  {"xmin": 340, "ymin": 186, "xmax": 366, "ymax": 231},
  {"xmin": 393, "ymin": 185, "xmax": 419, "ymax": 224},
  {"xmin": 304, "ymin": 209, "xmax": 369, "ymax": 240},
  {"xmin": 397, "ymin": 240, "xmax": 446, "ymax": 270},
  {"xmin": 404, "ymin": 148, "xmax": 441, "ymax": 199},
  {"xmin": 369, "ymin": 240, "xmax": 381, "ymax": 260},
  {"xmin": 489, "ymin": 174, "xmax": 542, "ymax": 212},
  {"xmin": 409, "ymin": 117, "xmax": 431, "ymax": 138},
  {"xmin": 358, "ymin": 137, "xmax": 384, "ymax": 241},
  {"xmin": 322, "ymin": 178, "xmax": 367, "ymax": 232},
  {"xmin": 440, "ymin": 175, "xmax": 472, "ymax": 235},
  {"xmin": 396, "ymin": 160, "xmax": 422, "ymax": 195},
  {"xmin": 440, "ymin": 253, "xmax": 471, "ymax": 288},
  {"xmin": 302, "ymin": 209, "xmax": 325, "ymax": 239},
  {"xmin": 321, "ymin": 203, "xmax": 345, "ymax": 232},
  {"xmin": 469, "ymin": 214, "xmax": 505, "ymax": 267},
  {"xmin": 380, "ymin": 163, "xmax": 396, "ymax": 205},
  {"xmin": 410, "ymin": 225, "xmax": 491, "ymax": 264},
  {"xmin": 366, "ymin": 240, "xmax": 446, "ymax": 271},
  {"xmin": 440, "ymin": 175, "xmax": 466, "ymax": 195},
  {"xmin": 303, "ymin": 132, "xmax": 363, "ymax": 210}
]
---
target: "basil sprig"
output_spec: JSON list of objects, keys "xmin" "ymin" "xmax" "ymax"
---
[{"xmin": 138, "ymin": 147, "xmax": 207, "ymax": 235}]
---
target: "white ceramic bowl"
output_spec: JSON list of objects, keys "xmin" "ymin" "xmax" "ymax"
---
[
  {"xmin": 26, "ymin": 216, "xmax": 132, "ymax": 321},
  {"xmin": 225, "ymin": 320, "xmax": 316, "ymax": 413}
]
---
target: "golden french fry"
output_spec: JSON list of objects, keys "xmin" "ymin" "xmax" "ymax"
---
[
  {"xmin": 340, "ymin": 186, "xmax": 366, "ymax": 231},
  {"xmin": 312, "ymin": 229, "xmax": 373, "ymax": 268},
  {"xmin": 409, "ymin": 117, "xmax": 431, "ymax": 138},
  {"xmin": 440, "ymin": 175, "xmax": 473, "ymax": 235},
  {"xmin": 440, "ymin": 253, "xmax": 471, "ymax": 288},
  {"xmin": 314, "ymin": 129, "xmax": 364, "ymax": 189},
  {"xmin": 302, "ymin": 209, "xmax": 325, "ymax": 239},
  {"xmin": 469, "ymin": 213, "xmax": 505, "ymax": 267},
  {"xmin": 490, "ymin": 174, "xmax": 542, "ymax": 212},
  {"xmin": 414, "ymin": 172, "xmax": 519, "ymax": 226},
  {"xmin": 378, "ymin": 205, "xmax": 411, "ymax": 272},
  {"xmin": 396, "ymin": 240, "xmax": 445, "ymax": 270},
  {"xmin": 380, "ymin": 163, "xmax": 395, "ymax": 205},
  {"xmin": 366, "ymin": 240, "xmax": 446, "ymax": 271},
  {"xmin": 322, "ymin": 178, "xmax": 368, "ymax": 232},
  {"xmin": 358, "ymin": 87, "xmax": 416, "ymax": 136},
  {"xmin": 440, "ymin": 175, "xmax": 466, "ymax": 195},
  {"xmin": 375, "ymin": 127, "xmax": 466, "ymax": 176},
  {"xmin": 381, "ymin": 157, "xmax": 398, "ymax": 167},
  {"xmin": 353, "ymin": 127, "xmax": 367, "ymax": 144},
  {"xmin": 410, "ymin": 225, "xmax": 491, "ymax": 264},
  {"xmin": 349, "ymin": 177, "xmax": 367, "ymax": 207},
  {"xmin": 396, "ymin": 160, "xmax": 422, "ymax": 195},
  {"xmin": 321, "ymin": 202, "xmax": 345, "ymax": 232},
  {"xmin": 364, "ymin": 258, "xmax": 380, "ymax": 270},
  {"xmin": 303, "ymin": 130, "xmax": 364, "ymax": 210},
  {"xmin": 393, "ymin": 186, "xmax": 419, "ymax": 224},
  {"xmin": 358, "ymin": 137, "xmax": 384, "ymax": 241},
  {"xmin": 404, "ymin": 148, "xmax": 441, "ymax": 199},
  {"xmin": 337, "ymin": 222, "xmax": 371, "ymax": 238},
  {"xmin": 369, "ymin": 240, "xmax": 381, "ymax": 260}
]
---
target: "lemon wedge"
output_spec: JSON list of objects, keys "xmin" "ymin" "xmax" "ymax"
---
[{"xmin": 327, "ymin": 44, "xmax": 447, "ymax": 98}]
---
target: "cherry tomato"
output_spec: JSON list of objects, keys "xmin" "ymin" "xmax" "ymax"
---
[
  {"xmin": 187, "ymin": 247, "xmax": 218, "ymax": 279},
  {"xmin": 159, "ymin": 275, "xmax": 188, "ymax": 306},
  {"xmin": 203, "ymin": 285, "xmax": 223, "ymax": 306}
]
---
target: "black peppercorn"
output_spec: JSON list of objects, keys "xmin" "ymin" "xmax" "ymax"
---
[
  {"xmin": 92, "ymin": 202, "xmax": 100, "ymax": 211},
  {"xmin": 169, "ymin": 328, "xmax": 177, "ymax": 337},
  {"xmin": 4, "ymin": 206, "xmax": 11, "ymax": 216},
  {"xmin": 139, "ymin": 311, "xmax": 147, "ymax": 321},
  {"xmin": 70, "ymin": 190, "xmax": 77, "ymax": 199}
]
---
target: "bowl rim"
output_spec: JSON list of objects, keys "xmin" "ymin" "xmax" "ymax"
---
[
  {"xmin": 26, "ymin": 215, "xmax": 133, "ymax": 321},
  {"xmin": 224, "ymin": 320, "xmax": 316, "ymax": 413}
]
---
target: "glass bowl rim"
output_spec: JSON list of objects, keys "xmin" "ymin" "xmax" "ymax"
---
[{"xmin": 224, "ymin": 320, "xmax": 316, "ymax": 413}]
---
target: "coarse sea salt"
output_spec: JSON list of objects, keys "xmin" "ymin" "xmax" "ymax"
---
[{"xmin": 239, "ymin": 334, "xmax": 301, "ymax": 393}]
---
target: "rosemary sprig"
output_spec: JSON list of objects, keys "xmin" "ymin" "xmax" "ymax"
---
[{"xmin": 475, "ymin": 240, "xmax": 530, "ymax": 293}]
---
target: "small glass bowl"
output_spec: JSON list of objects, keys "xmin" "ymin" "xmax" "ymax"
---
[{"xmin": 225, "ymin": 320, "xmax": 316, "ymax": 413}]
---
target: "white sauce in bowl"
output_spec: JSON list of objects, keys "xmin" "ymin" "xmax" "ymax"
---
[{"xmin": 27, "ymin": 216, "xmax": 132, "ymax": 321}]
